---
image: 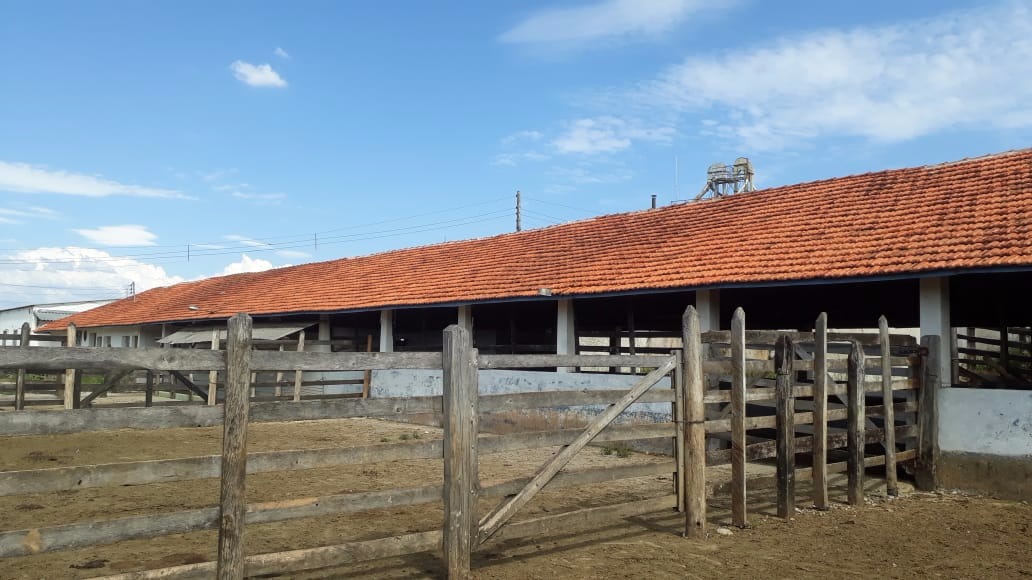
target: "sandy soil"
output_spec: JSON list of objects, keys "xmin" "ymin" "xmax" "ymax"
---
[{"xmin": 0, "ymin": 416, "xmax": 1028, "ymax": 579}]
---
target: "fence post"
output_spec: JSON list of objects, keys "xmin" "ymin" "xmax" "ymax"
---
[
  {"xmin": 208, "ymin": 328, "xmax": 220, "ymax": 406},
  {"xmin": 879, "ymin": 316, "xmax": 898, "ymax": 496},
  {"xmin": 145, "ymin": 370, "xmax": 154, "ymax": 407},
  {"xmin": 14, "ymin": 322, "xmax": 30, "ymax": 410},
  {"xmin": 293, "ymin": 330, "xmax": 305, "ymax": 402},
  {"xmin": 915, "ymin": 335, "xmax": 941, "ymax": 491},
  {"xmin": 812, "ymin": 313, "xmax": 829, "ymax": 510},
  {"xmin": 672, "ymin": 349, "xmax": 685, "ymax": 512},
  {"xmin": 730, "ymin": 308, "xmax": 747, "ymax": 527},
  {"xmin": 681, "ymin": 306, "xmax": 706, "ymax": 538},
  {"xmin": 63, "ymin": 323, "xmax": 76, "ymax": 409},
  {"xmin": 846, "ymin": 339, "xmax": 866, "ymax": 506},
  {"xmin": 442, "ymin": 325, "xmax": 478, "ymax": 579},
  {"xmin": 774, "ymin": 334, "xmax": 795, "ymax": 519},
  {"xmin": 217, "ymin": 313, "xmax": 253, "ymax": 580}
]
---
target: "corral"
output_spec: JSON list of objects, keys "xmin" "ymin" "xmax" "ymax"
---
[{"xmin": 3, "ymin": 306, "xmax": 1016, "ymax": 579}]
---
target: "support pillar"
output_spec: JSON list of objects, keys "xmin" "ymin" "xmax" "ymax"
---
[
  {"xmin": 919, "ymin": 276, "xmax": 952, "ymax": 387},
  {"xmin": 379, "ymin": 310, "xmax": 394, "ymax": 353},
  {"xmin": 557, "ymin": 299, "xmax": 576, "ymax": 372},
  {"xmin": 696, "ymin": 289, "xmax": 721, "ymax": 332},
  {"xmin": 457, "ymin": 305, "xmax": 473, "ymax": 334}
]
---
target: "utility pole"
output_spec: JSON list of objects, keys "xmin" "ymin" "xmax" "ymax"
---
[{"xmin": 515, "ymin": 190, "xmax": 522, "ymax": 232}]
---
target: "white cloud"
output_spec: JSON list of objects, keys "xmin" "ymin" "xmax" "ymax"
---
[
  {"xmin": 73, "ymin": 225, "xmax": 158, "ymax": 247},
  {"xmin": 220, "ymin": 254, "xmax": 276, "ymax": 275},
  {"xmin": 0, "ymin": 205, "xmax": 59, "ymax": 224},
  {"xmin": 493, "ymin": 130, "xmax": 550, "ymax": 166},
  {"xmin": 0, "ymin": 246, "xmax": 183, "ymax": 307},
  {"xmin": 636, "ymin": 1, "xmax": 1032, "ymax": 150},
  {"xmin": 500, "ymin": 130, "xmax": 544, "ymax": 146},
  {"xmin": 500, "ymin": 0, "xmax": 721, "ymax": 45},
  {"xmin": 551, "ymin": 117, "xmax": 674, "ymax": 154},
  {"xmin": 230, "ymin": 191, "xmax": 287, "ymax": 202},
  {"xmin": 201, "ymin": 168, "xmax": 238, "ymax": 182},
  {"xmin": 274, "ymin": 47, "xmax": 291, "ymax": 59},
  {"xmin": 230, "ymin": 60, "xmax": 288, "ymax": 88},
  {"xmin": 0, "ymin": 161, "xmax": 189, "ymax": 198},
  {"xmin": 223, "ymin": 234, "xmax": 270, "ymax": 248}
]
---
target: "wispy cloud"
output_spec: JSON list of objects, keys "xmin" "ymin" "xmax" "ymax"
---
[
  {"xmin": 493, "ymin": 130, "xmax": 550, "ymax": 166},
  {"xmin": 230, "ymin": 60, "xmax": 288, "ymax": 88},
  {"xmin": 0, "ymin": 161, "xmax": 189, "ymax": 198},
  {"xmin": 274, "ymin": 47, "xmax": 291, "ymax": 59},
  {"xmin": 0, "ymin": 205, "xmax": 59, "ymax": 224},
  {"xmin": 500, "ymin": 0, "xmax": 727, "ymax": 46},
  {"xmin": 230, "ymin": 191, "xmax": 286, "ymax": 201},
  {"xmin": 223, "ymin": 234, "xmax": 270, "ymax": 248},
  {"xmin": 634, "ymin": 1, "xmax": 1032, "ymax": 150},
  {"xmin": 201, "ymin": 168, "xmax": 238, "ymax": 182},
  {"xmin": 551, "ymin": 117, "xmax": 674, "ymax": 155},
  {"xmin": 73, "ymin": 225, "xmax": 158, "ymax": 247}
]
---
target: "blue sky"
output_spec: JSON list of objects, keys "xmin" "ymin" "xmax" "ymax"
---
[{"xmin": 0, "ymin": 0, "xmax": 1029, "ymax": 308}]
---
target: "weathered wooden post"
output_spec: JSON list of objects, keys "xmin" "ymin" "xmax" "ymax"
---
[
  {"xmin": 672, "ymin": 349, "xmax": 685, "ymax": 512},
  {"xmin": 208, "ymin": 327, "xmax": 220, "ymax": 405},
  {"xmin": 293, "ymin": 330, "xmax": 305, "ymax": 402},
  {"xmin": 879, "ymin": 316, "xmax": 898, "ymax": 496},
  {"xmin": 63, "ymin": 323, "xmax": 76, "ymax": 409},
  {"xmin": 681, "ymin": 306, "xmax": 706, "ymax": 538},
  {"xmin": 145, "ymin": 370, "xmax": 154, "ymax": 408},
  {"xmin": 846, "ymin": 339, "xmax": 866, "ymax": 506},
  {"xmin": 730, "ymin": 308, "xmax": 747, "ymax": 527},
  {"xmin": 442, "ymin": 325, "xmax": 478, "ymax": 579},
  {"xmin": 774, "ymin": 334, "xmax": 795, "ymax": 519},
  {"xmin": 915, "ymin": 335, "xmax": 941, "ymax": 491},
  {"xmin": 217, "ymin": 313, "xmax": 253, "ymax": 580},
  {"xmin": 812, "ymin": 313, "xmax": 829, "ymax": 510},
  {"xmin": 14, "ymin": 322, "xmax": 30, "ymax": 410}
]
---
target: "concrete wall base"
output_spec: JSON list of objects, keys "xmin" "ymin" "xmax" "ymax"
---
[{"xmin": 939, "ymin": 452, "xmax": 1032, "ymax": 500}]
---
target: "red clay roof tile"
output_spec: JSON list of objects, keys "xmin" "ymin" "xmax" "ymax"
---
[{"xmin": 42, "ymin": 149, "xmax": 1032, "ymax": 330}]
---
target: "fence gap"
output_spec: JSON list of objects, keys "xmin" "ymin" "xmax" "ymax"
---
[
  {"xmin": 812, "ymin": 313, "xmax": 829, "ymax": 510},
  {"xmin": 774, "ymin": 334, "xmax": 795, "ymax": 518},
  {"xmin": 730, "ymin": 307, "xmax": 747, "ymax": 527},
  {"xmin": 442, "ymin": 325, "xmax": 478, "ymax": 579},
  {"xmin": 217, "ymin": 313, "xmax": 253, "ymax": 580},
  {"xmin": 846, "ymin": 339, "xmax": 865, "ymax": 505},
  {"xmin": 681, "ymin": 306, "xmax": 706, "ymax": 538}
]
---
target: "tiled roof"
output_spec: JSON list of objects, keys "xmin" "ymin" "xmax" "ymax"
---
[{"xmin": 43, "ymin": 149, "xmax": 1032, "ymax": 330}]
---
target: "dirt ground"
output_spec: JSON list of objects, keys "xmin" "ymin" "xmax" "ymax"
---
[{"xmin": 0, "ymin": 415, "xmax": 1029, "ymax": 579}]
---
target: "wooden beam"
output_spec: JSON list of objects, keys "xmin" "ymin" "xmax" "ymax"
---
[
  {"xmin": 880, "ymin": 316, "xmax": 898, "ymax": 496},
  {"xmin": 812, "ymin": 312, "xmax": 829, "ymax": 510},
  {"xmin": 63, "ymin": 323, "xmax": 76, "ymax": 409},
  {"xmin": 846, "ymin": 339, "xmax": 865, "ymax": 506},
  {"xmin": 442, "ymin": 325, "xmax": 478, "ymax": 579},
  {"xmin": 916, "ymin": 335, "xmax": 941, "ymax": 491},
  {"xmin": 730, "ymin": 307, "xmax": 747, "ymax": 528},
  {"xmin": 774, "ymin": 334, "xmax": 795, "ymax": 519},
  {"xmin": 217, "ymin": 313, "xmax": 252, "ymax": 580},
  {"xmin": 14, "ymin": 322, "xmax": 30, "ymax": 410},
  {"xmin": 209, "ymin": 328, "xmax": 221, "ymax": 406},
  {"xmin": 682, "ymin": 306, "xmax": 706, "ymax": 538}
]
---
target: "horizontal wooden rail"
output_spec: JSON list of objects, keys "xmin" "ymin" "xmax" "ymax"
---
[
  {"xmin": 957, "ymin": 346, "xmax": 1032, "ymax": 364},
  {"xmin": 0, "ymin": 395, "xmax": 443, "ymax": 437},
  {"xmin": 703, "ymin": 358, "xmax": 911, "ymax": 375},
  {"xmin": 795, "ymin": 449, "xmax": 917, "ymax": 480},
  {"xmin": 477, "ymin": 353, "xmax": 672, "ymax": 369},
  {"xmin": 705, "ymin": 401, "xmax": 918, "ymax": 434},
  {"xmin": 479, "ymin": 388, "xmax": 674, "ymax": 412},
  {"xmin": 706, "ymin": 425, "xmax": 917, "ymax": 466},
  {"xmin": 702, "ymin": 379, "xmax": 917, "ymax": 403},
  {"xmin": 479, "ymin": 422, "xmax": 675, "ymax": 455},
  {"xmin": 97, "ymin": 529, "xmax": 444, "ymax": 580},
  {"xmin": 701, "ymin": 330, "xmax": 916, "ymax": 346}
]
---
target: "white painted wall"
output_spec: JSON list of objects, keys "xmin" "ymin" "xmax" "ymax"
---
[
  {"xmin": 940, "ymin": 388, "xmax": 1032, "ymax": 457},
  {"xmin": 696, "ymin": 289, "xmax": 721, "ymax": 332},
  {"xmin": 919, "ymin": 276, "xmax": 952, "ymax": 386}
]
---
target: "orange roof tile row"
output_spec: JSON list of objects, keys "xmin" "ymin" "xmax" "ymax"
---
[{"xmin": 44, "ymin": 149, "xmax": 1032, "ymax": 330}]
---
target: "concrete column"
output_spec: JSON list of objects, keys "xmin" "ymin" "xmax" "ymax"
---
[
  {"xmin": 316, "ymin": 315, "xmax": 331, "ymax": 353},
  {"xmin": 696, "ymin": 289, "xmax": 721, "ymax": 332},
  {"xmin": 557, "ymin": 299, "xmax": 576, "ymax": 372},
  {"xmin": 457, "ymin": 305, "xmax": 473, "ymax": 334},
  {"xmin": 919, "ymin": 276, "xmax": 952, "ymax": 386},
  {"xmin": 379, "ymin": 310, "xmax": 394, "ymax": 353}
]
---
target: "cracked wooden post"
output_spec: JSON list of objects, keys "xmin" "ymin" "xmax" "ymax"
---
[
  {"xmin": 681, "ymin": 306, "xmax": 706, "ymax": 538},
  {"xmin": 774, "ymin": 334, "xmax": 795, "ymax": 519},
  {"xmin": 63, "ymin": 323, "xmax": 76, "ymax": 409},
  {"xmin": 14, "ymin": 322, "xmax": 30, "ymax": 410},
  {"xmin": 730, "ymin": 307, "xmax": 747, "ymax": 527},
  {"xmin": 443, "ymin": 325, "xmax": 478, "ymax": 579},
  {"xmin": 916, "ymin": 335, "xmax": 941, "ymax": 491},
  {"xmin": 217, "ymin": 313, "xmax": 253, "ymax": 580},
  {"xmin": 846, "ymin": 338, "xmax": 866, "ymax": 506},
  {"xmin": 879, "ymin": 316, "xmax": 899, "ymax": 496},
  {"xmin": 812, "ymin": 312, "xmax": 829, "ymax": 510}
]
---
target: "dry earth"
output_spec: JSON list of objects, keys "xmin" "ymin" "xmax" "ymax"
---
[{"xmin": 0, "ymin": 416, "xmax": 1028, "ymax": 579}]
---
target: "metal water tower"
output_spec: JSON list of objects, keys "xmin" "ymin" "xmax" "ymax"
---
[{"xmin": 695, "ymin": 157, "xmax": 755, "ymax": 200}]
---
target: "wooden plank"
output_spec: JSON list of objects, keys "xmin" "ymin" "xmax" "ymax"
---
[
  {"xmin": 701, "ymin": 379, "xmax": 916, "ymax": 403},
  {"xmin": 63, "ymin": 323, "xmax": 76, "ymax": 410},
  {"xmin": 880, "ymin": 316, "xmax": 899, "ymax": 497},
  {"xmin": 96, "ymin": 530, "xmax": 444, "ymax": 580},
  {"xmin": 774, "ymin": 334, "xmax": 795, "ymax": 519},
  {"xmin": 478, "ymin": 423, "xmax": 675, "ymax": 455},
  {"xmin": 672, "ymin": 351, "xmax": 685, "ymax": 513},
  {"xmin": 442, "ymin": 325, "xmax": 478, "ymax": 578},
  {"xmin": 477, "ymin": 353, "xmax": 670, "ymax": 369},
  {"xmin": 702, "ymin": 330, "xmax": 916, "ymax": 346},
  {"xmin": 0, "ymin": 346, "xmax": 223, "ymax": 372},
  {"xmin": 730, "ymin": 308, "xmax": 747, "ymax": 528},
  {"xmin": 14, "ymin": 322, "xmax": 30, "ymax": 410},
  {"xmin": 488, "ymin": 495, "xmax": 676, "ymax": 544},
  {"xmin": 707, "ymin": 425, "xmax": 917, "ymax": 466},
  {"xmin": 252, "ymin": 350, "xmax": 442, "ymax": 371},
  {"xmin": 794, "ymin": 450, "xmax": 918, "ymax": 480},
  {"xmin": 144, "ymin": 371, "xmax": 154, "ymax": 407},
  {"xmin": 812, "ymin": 313, "xmax": 829, "ymax": 510},
  {"xmin": 362, "ymin": 334, "xmax": 373, "ymax": 399},
  {"xmin": 477, "ymin": 357, "xmax": 676, "ymax": 543},
  {"xmin": 682, "ymin": 306, "xmax": 706, "ymax": 538},
  {"xmin": 916, "ymin": 335, "xmax": 941, "ymax": 491},
  {"xmin": 208, "ymin": 328, "xmax": 220, "ymax": 406},
  {"xmin": 217, "ymin": 313, "xmax": 252, "ymax": 580},
  {"xmin": 846, "ymin": 339, "xmax": 865, "ymax": 506},
  {"xmin": 479, "ymin": 388, "xmax": 674, "ymax": 412},
  {"xmin": 481, "ymin": 461, "xmax": 676, "ymax": 499},
  {"xmin": 0, "ymin": 439, "xmax": 443, "ymax": 496}
]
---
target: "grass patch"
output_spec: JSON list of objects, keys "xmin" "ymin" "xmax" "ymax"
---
[{"xmin": 600, "ymin": 442, "xmax": 633, "ymax": 458}]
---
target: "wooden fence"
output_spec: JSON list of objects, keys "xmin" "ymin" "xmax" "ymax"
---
[
  {"xmin": 0, "ymin": 308, "xmax": 940, "ymax": 579},
  {"xmin": 954, "ymin": 326, "xmax": 1032, "ymax": 388}
]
